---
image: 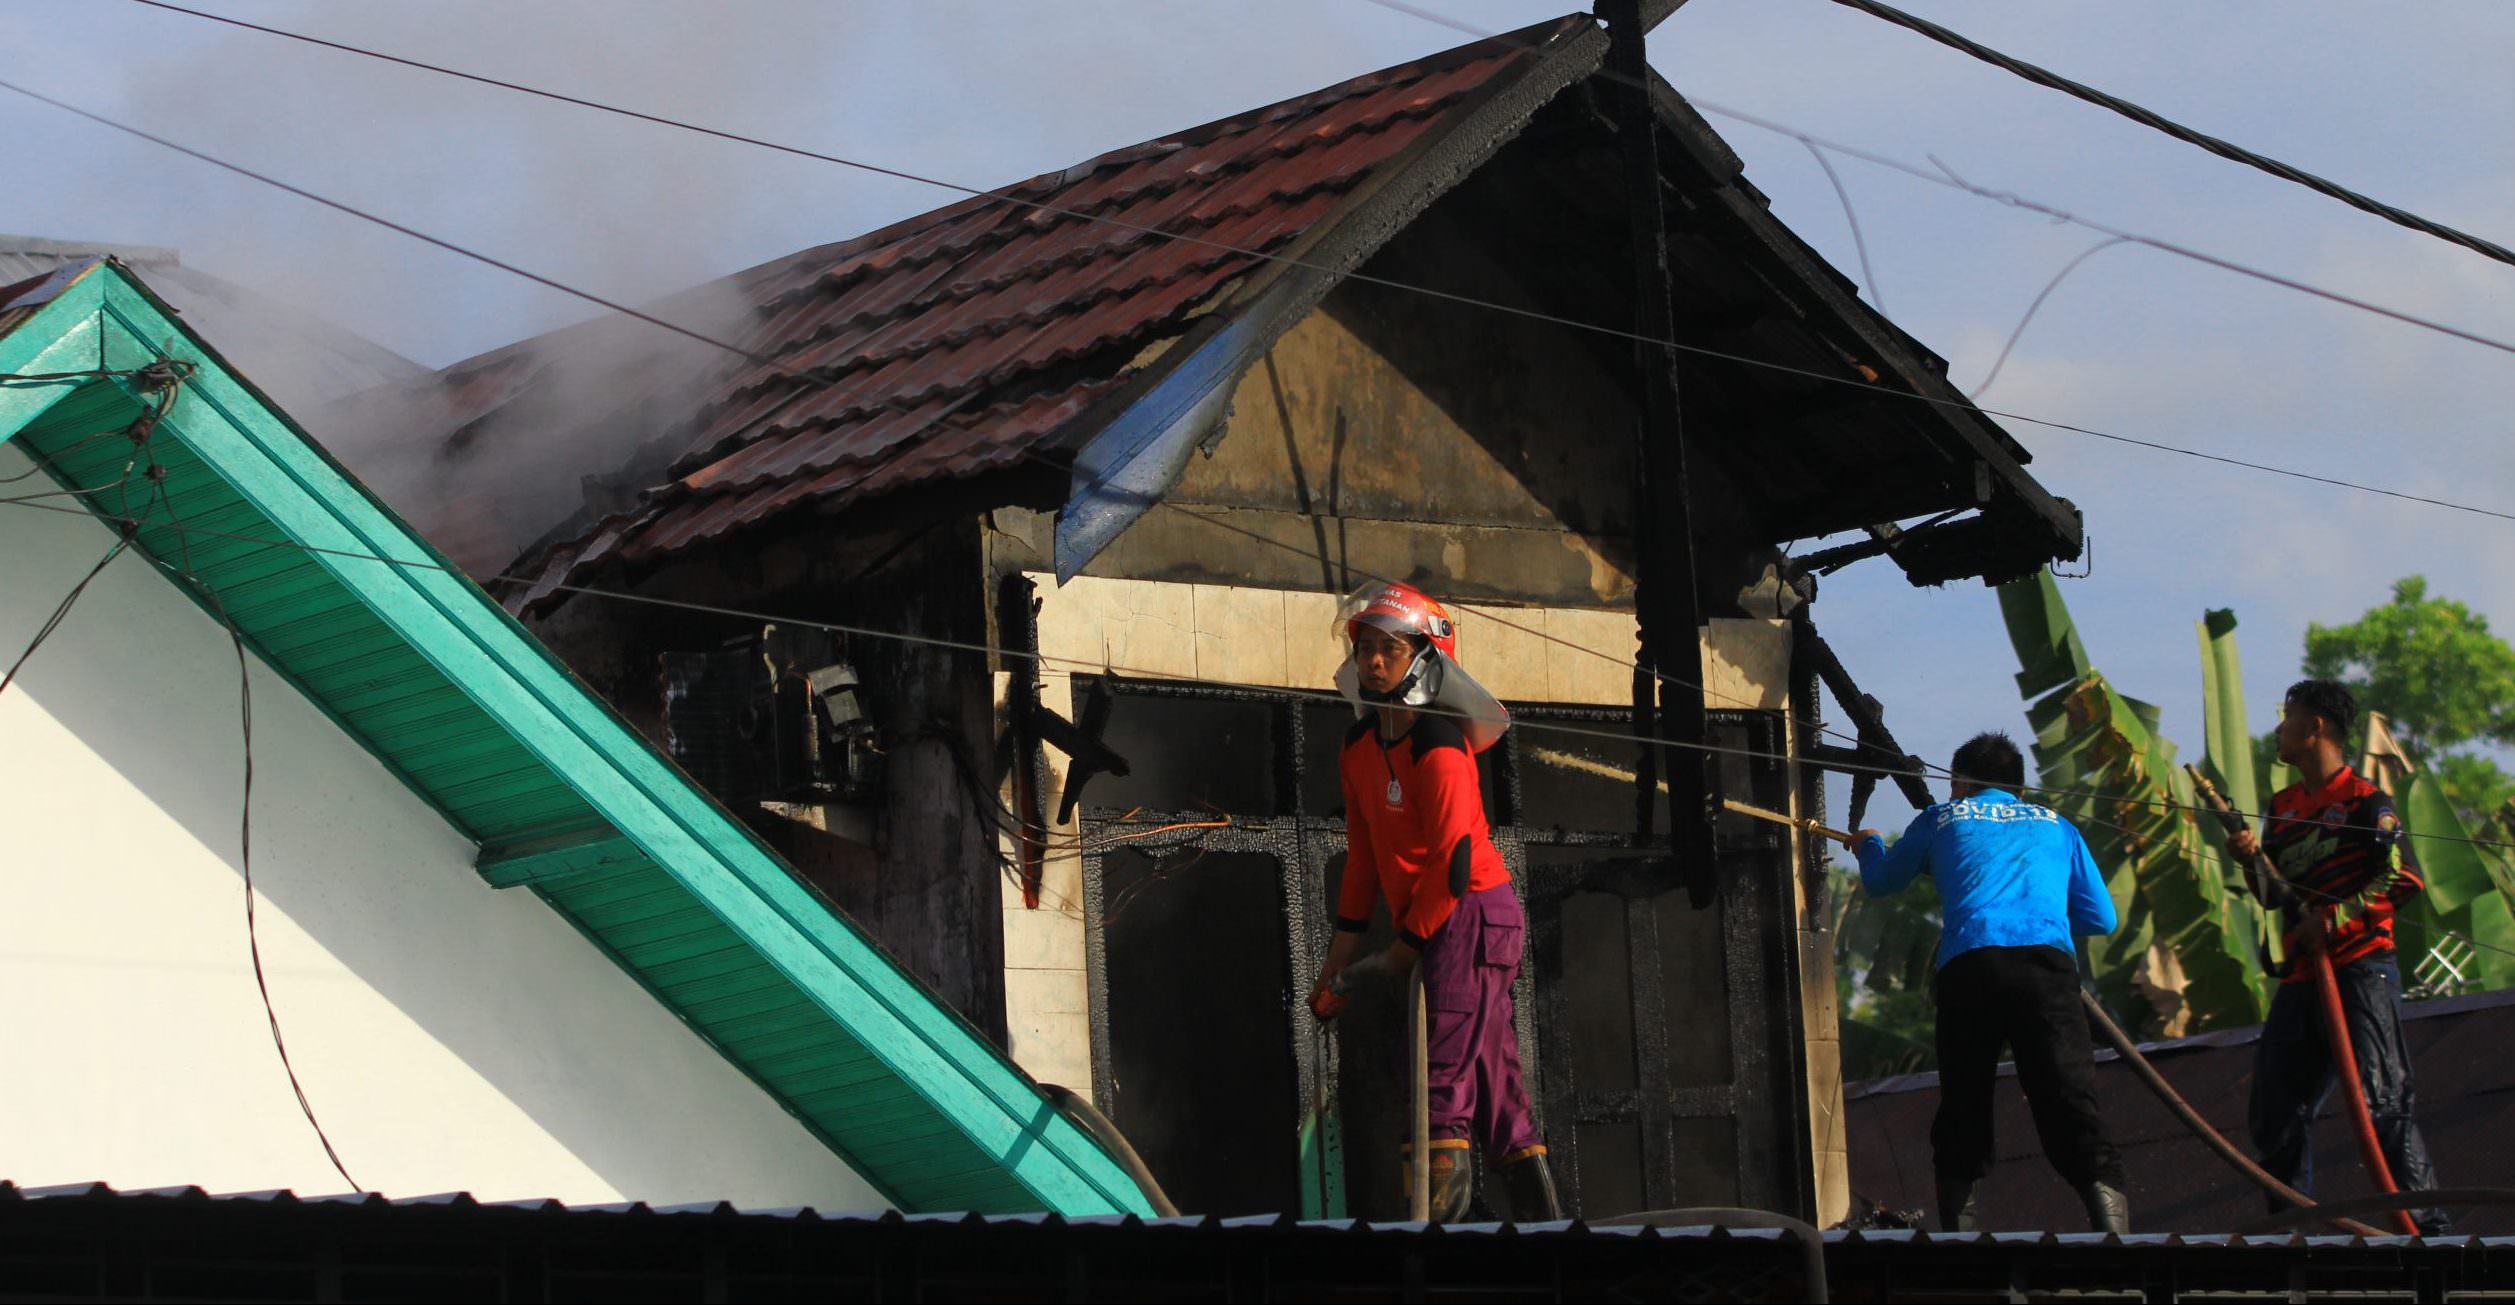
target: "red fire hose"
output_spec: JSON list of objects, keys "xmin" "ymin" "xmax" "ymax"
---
[{"xmin": 2302, "ymin": 946, "xmax": 2419, "ymax": 1235}]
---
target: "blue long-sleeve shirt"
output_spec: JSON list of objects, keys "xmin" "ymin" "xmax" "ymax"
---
[{"xmin": 1856, "ymin": 788, "xmax": 2118, "ymax": 969}]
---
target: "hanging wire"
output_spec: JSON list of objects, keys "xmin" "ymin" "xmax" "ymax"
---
[
  {"xmin": 1817, "ymin": 0, "xmax": 2515, "ymax": 271},
  {"xmin": 1347, "ymin": 0, "xmax": 2515, "ymax": 363},
  {"xmin": 12, "ymin": 481, "xmax": 2515, "ymax": 975},
  {"xmin": 143, "ymin": 381, "xmax": 364, "ymax": 1195},
  {"xmin": 6, "ymin": 490, "xmax": 2509, "ymax": 868}
]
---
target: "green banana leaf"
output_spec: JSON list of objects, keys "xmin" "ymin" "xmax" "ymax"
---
[
  {"xmin": 1998, "ymin": 571, "xmax": 2271, "ymax": 1034},
  {"xmin": 1829, "ymin": 866, "xmax": 1943, "ymax": 994},
  {"xmin": 2197, "ymin": 609, "xmax": 2287, "ymax": 964},
  {"xmin": 2197, "ymin": 610, "xmax": 2260, "ymax": 829},
  {"xmin": 2395, "ymin": 773, "xmax": 2515, "ymax": 992}
]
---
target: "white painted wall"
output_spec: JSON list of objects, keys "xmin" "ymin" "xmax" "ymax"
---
[{"xmin": 0, "ymin": 454, "xmax": 884, "ymax": 1208}]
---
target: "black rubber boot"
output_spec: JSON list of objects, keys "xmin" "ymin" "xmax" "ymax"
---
[
  {"xmin": 1935, "ymin": 1178, "xmax": 1978, "ymax": 1232},
  {"xmin": 1498, "ymin": 1147, "xmax": 1563, "ymax": 1222},
  {"xmin": 1401, "ymin": 1141, "xmax": 1476, "ymax": 1224},
  {"xmin": 2079, "ymin": 1181, "xmax": 2130, "ymax": 1235}
]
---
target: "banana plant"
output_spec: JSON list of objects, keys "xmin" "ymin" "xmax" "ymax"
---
[
  {"xmin": 1997, "ymin": 571, "xmax": 2271, "ymax": 1036},
  {"xmin": 1828, "ymin": 866, "xmax": 1944, "ymax": 1079},
  {"xmin": 2395, "ymin": 773, "xmax": 2515, "ymax": 995}
]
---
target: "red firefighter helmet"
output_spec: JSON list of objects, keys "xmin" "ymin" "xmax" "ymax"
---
[
  {"xmin": 1332, "ymin": 580, "xmax": 1509, "ymax": 750},
  {"xmin": 1340, "ymin": 581, "xmax": 1457, "ymax": 662}
]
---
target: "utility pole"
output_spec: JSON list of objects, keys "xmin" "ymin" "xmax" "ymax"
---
[{"xmin": 1598, "ymin": 0, "xmax": 1717, "ymax": 901}]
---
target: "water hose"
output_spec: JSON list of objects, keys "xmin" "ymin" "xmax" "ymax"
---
[
  {"xmin": 1038, "ymin": 1083, "xmax": 1180, "ymax": 1218},
  {"xmin": 2302, "ymin": 947, "xmax": 2418, "ymax": 1235},
  {"xmin": 2076, "ymin": 989, "xmax": 2382, "ymax": 1236},
  {"xmin": 2183, "ymin": 768, "xmax": 2418, "ymax": 1236}
]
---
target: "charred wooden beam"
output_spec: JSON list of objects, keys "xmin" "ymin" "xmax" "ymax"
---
[
  {"xmin": 1793, "ymin": 619, "xmax": 1934, "ymax": 829},
  {"xmin": 1601, "ymin": 0, "xmax": 1717, "ymax": 903}
]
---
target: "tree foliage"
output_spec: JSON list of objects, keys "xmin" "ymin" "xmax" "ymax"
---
[{"xmin": 2305, "ymin": 576, "xmax": 2515, "ymax": 756}]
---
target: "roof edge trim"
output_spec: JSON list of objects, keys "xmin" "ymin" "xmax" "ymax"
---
[
  {"xmin": 0, "ymin": 265, "xmax": 1155, "ymax": 1217},
  {"xmin": 1051, "ymin": 16, "xmax": 1611, "ymax": 580}
]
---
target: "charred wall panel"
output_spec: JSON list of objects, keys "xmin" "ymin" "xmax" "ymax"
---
[
  {"xmin": 1526, "ymin": 712, "xmax": 1812, "ymax": 1221},
  {"xmin": 526, "ymin": 520, "xmax": 1010, "ymax": 1040},
  {"xmin": 1099, "ymin": 847, "xmax": 1303, "ymax": 1216},
  {"xmin": 1070, "ymin": 679, "xmax": 1811, "ymax": 1222}
]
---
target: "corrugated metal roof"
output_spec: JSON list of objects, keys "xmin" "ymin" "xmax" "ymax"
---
[
  {"xmin": 10, "ymin": 1180, "xmax": 2506, "ymax": 1248},
  {"xmin": 15, "ymin": 1179, "xmax": 2501, "ymax": 1303},
  {"xmin": 0, "ymin": 263, "xmax": 1149, "ymax": 1218}
]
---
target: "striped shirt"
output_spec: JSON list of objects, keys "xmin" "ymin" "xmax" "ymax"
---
[{"xmin": 2264, "ymin": 765, "xmax": 2423, "ymax": 979}]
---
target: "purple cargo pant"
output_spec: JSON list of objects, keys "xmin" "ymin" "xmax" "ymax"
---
[{"xmin": 1416, "ymin": 884, "xmax": 1541, "ymax": 1158}]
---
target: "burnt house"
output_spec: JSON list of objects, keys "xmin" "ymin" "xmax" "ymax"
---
[{"xmin": 328, "ymin": 13, "xmax": 2081, "ymax": 1224}]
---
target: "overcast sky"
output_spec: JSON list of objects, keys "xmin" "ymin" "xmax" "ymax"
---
[{"xmin": 4, "ymin": 0, "xmax": 2511, "ymax": 835}]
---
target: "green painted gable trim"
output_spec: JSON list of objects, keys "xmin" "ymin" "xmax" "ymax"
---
[{"xmin": 0, "ymin": 261, "xmax": 1149, "ymax": 1218}]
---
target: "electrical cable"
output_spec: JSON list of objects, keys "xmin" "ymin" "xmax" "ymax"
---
[
  {"xmin": 0, "ymin": 365, "xmax": 192, "ymax": 695},
  {"xmin": 7, "ymin": 390, "xmax": 2509, "ymax": 942},
  {"xmin": 84, "ymin": 6, "xmax": 2515, "ymax": 362},
  {"xmin": 1818, "ymin": 0, "xmax": 2515, "ymax": 273},
  {"xmin": 1801, "ymin": 137, "xmax": 1882, "ymax": 313},
  {"xmin": 9, "ymin": 491, "xmax": 2513, "ymax": 874},
  {"xmin": 0, "ymin": 357, "xmax": 365, "ymax": 1194},
  {"xmin": 16, "ymin": 483, "xmax": 2515, "ymax": 990},
  {"xmin": 9, "ymin": 68, "xmax": 2515, "ymax": 544},
  {"xmin": 55, "ymin": 0, "xmax": 2515, "ymax": 743},
  {"xmin": 1352, "ymin": 0, "xmax": 2515, "ymax": 365},
  {"xmin": 153, "ymin": 429, "xmax": 364, "ymax": 1195},
  {"xmin": 0, "ymin": 527, "xmax": 134, "ymax": 701},
  {"xmin": 1971, "ymin": 236, "xmax": 2130, "ymax": 399}
]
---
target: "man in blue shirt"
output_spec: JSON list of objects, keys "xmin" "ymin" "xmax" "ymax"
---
[{"xmin": 1855, "ymin": 732, "xmax": 2127, "ymax": 1233}]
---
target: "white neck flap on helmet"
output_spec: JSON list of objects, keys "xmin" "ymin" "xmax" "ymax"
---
[{"xmin": 1335, "ymin": 646, "xmax": 1510, "ymax": 753}]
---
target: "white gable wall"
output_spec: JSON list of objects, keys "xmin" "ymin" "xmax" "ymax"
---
[{"xmin": 0, "ymin": 459, "xmax": 884, "ymax": 1207}]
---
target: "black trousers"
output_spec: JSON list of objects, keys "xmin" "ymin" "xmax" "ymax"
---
[
  {"xmin": 2248, "ymin": 956, "xmax": 2444, "ymax": 1229},
  {"xmin": 1932, "ymin": 945, "xmax": 2124, "ymax": 1189}
]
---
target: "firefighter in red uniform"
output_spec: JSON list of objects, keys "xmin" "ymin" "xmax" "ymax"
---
[{"xmin": 1308, "ymin": 582, "xmax": 1559, "ymax": 1223}]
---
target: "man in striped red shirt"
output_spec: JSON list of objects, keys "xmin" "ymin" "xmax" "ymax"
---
[{"xmin": 2227, "ymin": 679, "xmax": 2445, "ymax": 1230}]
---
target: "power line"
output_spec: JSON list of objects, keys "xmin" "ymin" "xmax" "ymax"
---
[
  {"xmin": 101, "ymin": 0, "xmax": 2515, "ymax": 370},
  {"xmin": 155, "ymin": 462, "xmax": 363, "ymax": 1194},
  {"xmin": 1820, "ymin": 0, "xmax": 2515, "ymax": 273},
  {"xmin": 4, "ymin": 63, "xmax": 2511, "ymax": 828},
  {"xmin": 0, "ymin": 77, "xmax": 784, "ymax": 375},
  {"xmin": 7, "ymin": 52, "xmax": 2498, "ymax": 754},
  {"xmin": 8, "ymin": 83, "xmax": 2515, "ymax": 881},
  {"xmin": 1349, "ymin": 0, "xmax": 2515, "ymax": 365},
  {"xmin": 17, "ymin": 470, "xmax": 2515, "ymax": 980},
  {"xmin": 120, "ymin": 0, "xmax": 2515, "ymax": 378},
  {"xmin": 0, "ymin": 527, "xmax": 133, "ymax": 700},
  {"xmin": 1971, "ymin": 236, "xmax": 2130, "ymax": 400},
  {"xmin": 8, "ymin": 489, "xmax": 2513, "ymax": 867},
  {"xmin": 11, "ymin": 66, "xmax": 2514, "ymax": 540},
  {"xmin": 18, "ymin": 492, "xmax": 2509, "ymax": 1001}
]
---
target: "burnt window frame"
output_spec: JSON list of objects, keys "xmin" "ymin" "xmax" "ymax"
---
[{"xmin": 1064, "ymin": 679, "xmax": 1644, "ymax": 1214}]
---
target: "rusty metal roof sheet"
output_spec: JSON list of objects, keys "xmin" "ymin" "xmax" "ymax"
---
[{"xmin": 369, "ymin": 26, "xmax": 1568, "ymax": 610}]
